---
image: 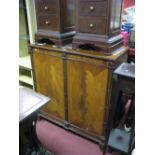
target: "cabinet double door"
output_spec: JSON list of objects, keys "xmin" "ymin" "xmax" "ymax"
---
[{"xmin": 32, "ymin": 48, "xmax": 109, "ymax": 137}]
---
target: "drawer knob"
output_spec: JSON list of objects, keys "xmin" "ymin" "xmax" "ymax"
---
[
  {"xmin": 45, "ymin": 21, "xmax": 49, "ymax": 25},
  {"xmin": 89, "ymin": 24, "xmax": 94, "ymax": 28},
  {"xmin": 90, "ymin": 6, "xmax": 95, "ymax": 11},
  {"xmin": 44, "ymin": 6, "xmax": 48, "ymax": 10}
]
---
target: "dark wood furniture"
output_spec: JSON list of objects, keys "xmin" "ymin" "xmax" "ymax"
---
[
  {"xmin": 107, "ymin": 62, "xmax": 135, "ymax": 154},
  {"xmin": 19, "ymin": 86, "xmax": 50, "ymax": 155},
  {"xmin": 110, "ymin": 62, "xmax": 135, "ymax": 129},
  {"xmin": 73, "ymin": 0, "xmax": 124, "ymax": 54},
  {"xmin": 35, "ymin": 0, "xmax": 76, "ymax": 46},
  {"xmin": 30, "ymin": 44, "xmax": 128, "ymax": 151}
]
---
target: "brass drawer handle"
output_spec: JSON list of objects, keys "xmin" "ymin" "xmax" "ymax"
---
[
  {"xmin": 45, "ymin": 21, "xmax": 49, "ymax": 25},
  {"xmin": 89, "ymin": 23, "xmax": 94, "ymax": 28},
  {"xmin": 44, "ymin": 6, "xmax": 48, "ymax": 10},
  {"xmin": 90, "ymin": 6, "xmax": 95, "ymax": 11}
]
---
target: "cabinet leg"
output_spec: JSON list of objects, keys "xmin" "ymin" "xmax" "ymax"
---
[
  {"xmin": 99, "ymin": 142, "xmax": 106, "ymax": 155},
  {"xmin": 63, "ymin": 121, "xmax": 69, "ymax": 130}
]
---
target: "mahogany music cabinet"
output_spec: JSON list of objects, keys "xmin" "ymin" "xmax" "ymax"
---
[{"xmin": 30, "ymin": 44, "xmax": 128, "ymax": 151}]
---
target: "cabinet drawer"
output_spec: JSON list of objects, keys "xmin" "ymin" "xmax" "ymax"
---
[
  {"xmin": 79, "ymin": 1, "xmax": 107, "ymax": 17},
  {"xmin": 78, "ymin": 17, "xmax": 107, "ymax": 34},
  {"xmin": 35, "ymin": 0, "xmax": 57, "ymax": 15},
  {"xmin": 37, "ymin": 15, "xmax": 58, "ymax": 31}
]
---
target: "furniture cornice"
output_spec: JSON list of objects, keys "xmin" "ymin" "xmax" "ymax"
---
[{"xmin": 30, "ymin": 44, "xmax": 128, "ymax": 63}]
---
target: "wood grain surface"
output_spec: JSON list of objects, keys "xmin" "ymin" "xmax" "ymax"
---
[{"xmin": 32, "ymin": 48, "xmax": 65, "ymax": 120}]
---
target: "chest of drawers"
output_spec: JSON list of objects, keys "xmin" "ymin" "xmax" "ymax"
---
[
  {"xmin": 73, "ymin": 0, "xmax": 124, "ymax": 54},
  {"xmin": 35, "ymin": 0, "xmax": 76, "ymax": 46}
]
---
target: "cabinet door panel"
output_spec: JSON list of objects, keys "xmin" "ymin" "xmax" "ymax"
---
[
  {"xmin": 32, "ymin": 49, "xmax": 65, "ymax": 120},
  {"xmin": 32, "ymin": 49, "xmax": 49, "ymax": 96},
  {"xmin": 67, "ymin": 55, "xmax": 109, "ymax": 135}
]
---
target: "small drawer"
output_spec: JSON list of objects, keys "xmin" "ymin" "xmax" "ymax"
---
[
  {"xmin": 79, "ymin": 1, "xmax": 107, "ymax": 16},
  {"xmin": 37, "ymin": 15, "xmax": 58, "ymax": 31},
  {"xmin": 35, "ymin": 0, "xmax": 57, "ymax": 15},
  {"xmin": 78, "ymin": 17, "xmax": 107, "ymax": 34}
]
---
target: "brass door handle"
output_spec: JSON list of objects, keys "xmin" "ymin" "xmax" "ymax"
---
[
  {"xmin": 89, "ymin": 23, "xmax": 94, "ymax": 28},
  {"xmin": 44, "ymin": 6, "xmax": 48, "ymax": 10},
  {"xmin": 90, "ymin": 6, "xmax": 95, "ymax": 11},
  {"xmin": 45, "ymin": 21, "xmax": 49, "ymax": 25}
]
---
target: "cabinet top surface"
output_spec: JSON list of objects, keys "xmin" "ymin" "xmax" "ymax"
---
[{"xmin": 30, "ymin": 44, "xmax": 128, "ymax": 61}]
